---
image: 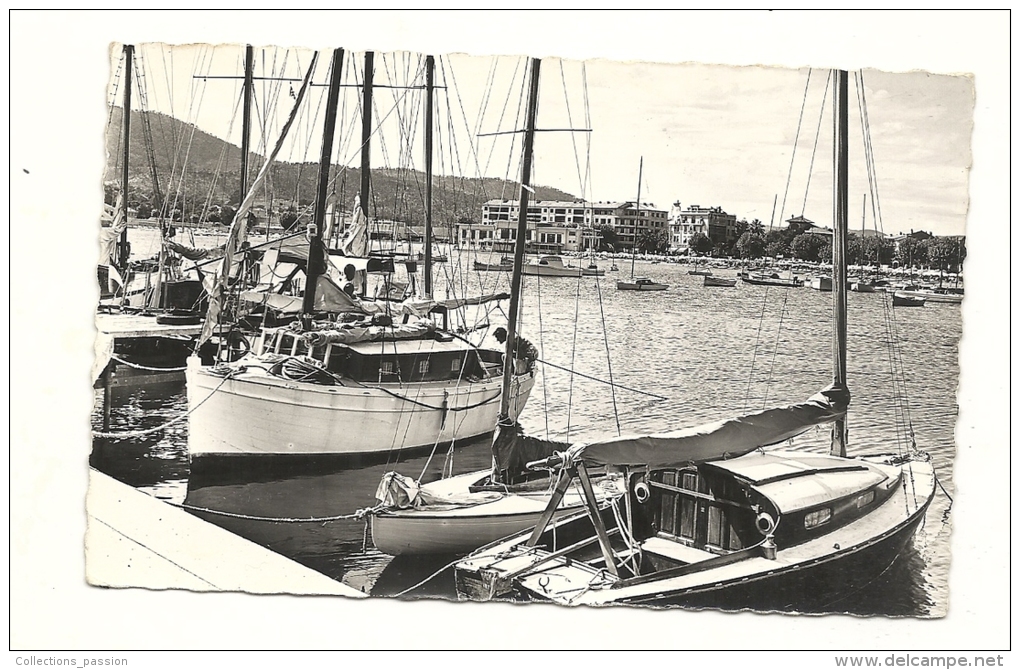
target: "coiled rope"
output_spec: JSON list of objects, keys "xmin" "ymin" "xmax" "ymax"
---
[{"xmin": 91, "ymin": 370, "xmax": 229, "ymax": 439}]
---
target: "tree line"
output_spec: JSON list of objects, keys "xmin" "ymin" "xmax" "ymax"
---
[{"xmin": 594, "ymin": 217, "xmax": 965, "ymax": 271}]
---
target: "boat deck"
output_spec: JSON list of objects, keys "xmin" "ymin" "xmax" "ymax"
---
[
  {"xmin": 85, "ymin": 470, "xmax": 365, "ymax": 597},
  {"xmin": 96, "ymin": 312, "xmax": 203, "ymax": 339}
]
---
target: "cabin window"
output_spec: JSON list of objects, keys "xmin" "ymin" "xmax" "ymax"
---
[
  {"xmin": 418, "ymin": 360, "xmax": 430, "ymax": 375},
  {"xmin": 856, "ymin": 491, "xmax": 875, "ymax": 508},
  {"xmin": 679, "ymin": 497, "xmax": 696, "ymax": 540},
  {"xmin": 660, "ymin": 492, "xmax": 677, "ymax": 535},
  {"xmin": 380, "ymin": 361, "xmax": 395, "ymax": 375},
  {"xmin": 681, "ymin": 472, "xmax": 697, "ymax": 491},
  {"xmin": 451, "ymin": 357, "xmax": 462, "ymax": 373},
  {"xmin": 804, "ymin": 508, "xmax": 832, "ymax": 529},
  {"xmin": 728, "ymin": 524, "xmax": 743, "ymax": 550},
  {"xmin": 707, "ymin": 506, "xmax": 725, "ymax": 547}
]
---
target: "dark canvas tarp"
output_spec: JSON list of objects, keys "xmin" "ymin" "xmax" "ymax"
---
[{"xmin": 565, "ymin": 384, "xmax": 850, "ymax": 469}]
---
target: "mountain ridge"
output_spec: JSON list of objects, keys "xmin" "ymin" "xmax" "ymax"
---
[{"xmin": 104, "ymin": 107, "xmax": 578, "ymax": 224}]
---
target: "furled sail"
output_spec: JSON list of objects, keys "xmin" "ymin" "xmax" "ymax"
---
[
  {"xmin": 98, "ymin": 194, "xmax": 127, "ymax": 267},
  {"xmin": 563, "ymin": 383, "xmax": 850, "ymax": 469},
  {"xmin": 338, "ymin": 195, "xmax": 368, "ymax": 257},
  {"xmin": 197, "ymin": 53, "xmax": 318, "ymax": 347}
]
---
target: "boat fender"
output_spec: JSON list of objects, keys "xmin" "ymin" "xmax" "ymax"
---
[
  {"xmin": 756, "ymin": 512, "xmax": 776, "ymax": 536},
  {"xmin": 634, "ymin": 481, "xmax": 651, "ymax": 504}
]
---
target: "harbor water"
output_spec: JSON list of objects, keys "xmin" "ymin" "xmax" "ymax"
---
[{"xmin": 91, "ymin": 228, "xmax": 958, "ymax": 615}]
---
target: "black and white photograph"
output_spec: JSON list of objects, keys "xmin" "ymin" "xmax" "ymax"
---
[{"xmin": 10, "ymin": 10, "xmax": 1010, "ymax": 656}]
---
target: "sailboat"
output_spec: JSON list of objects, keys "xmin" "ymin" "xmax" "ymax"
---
[
  {"xmin": 185, "ymin": 51, "xmax": 534, "ymax": 461},
  {"xmin": 453, "ymin": 69, "xmax": 936, "ymax": 609},
  {"xmin": 370, "ymin": 57, "xmax": 621, "ymax": 556},
  {"xmin": 617, "ymin": 158, "xmax": 668, "ymax": 292},
  {"xmin": 94, "ymin": 44, "xmax": 222, "ymax": 390}
]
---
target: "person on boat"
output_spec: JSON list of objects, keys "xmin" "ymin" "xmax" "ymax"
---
[{"xmin": 493, "ymin": 327, "xmax": 538, "ymax": 374}]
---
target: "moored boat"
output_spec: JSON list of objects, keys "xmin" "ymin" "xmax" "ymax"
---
[
  {"xmin": 453, "ymin": 68, "xmax": 937, "ymax": 611},
  {"xmin": 703, "ymin": 275, "xmax": 737, "ymax": 287},
  {"xmin": 522, "ymin": 255, "xmax": 585, "ymax": 277},
  {"xmin": 617, "ymin": 277, "xmax": 669, "ymax": 291},
  {"xmin": 370, "ymin": 58, "xmax": 621, "ymax": 556},
  {"xmin": 186, "ymin": 51, "xmax": 536, "ymax": 461},
  {"xmin": 892, "ymin": 291, "xmax": 926, "ymax": 307}
]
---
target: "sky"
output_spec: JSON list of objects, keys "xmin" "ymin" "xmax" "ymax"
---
[
  {"xmin": 9, "ymin": 10, "xmax": 1011, "ymax": 653},
  {"xmin": 108, "ymin": 38, "xmax": 973, "ymax": 237}
]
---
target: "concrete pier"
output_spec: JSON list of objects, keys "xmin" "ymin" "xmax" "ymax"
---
[{"xmin": 85, "ymin": 469, "xmax": 366, "ymax": 597}]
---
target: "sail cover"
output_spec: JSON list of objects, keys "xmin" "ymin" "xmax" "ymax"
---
[
  {"xmin": 198, "ymin": 54, "xmax": 318, "ymax": 347},
  {"xmin": 98, "ymin": 194, "xmax": 127, "ymax": 267},
  {"xmin": 565, "ymin": 384, "xmax": 850, "ymax": 469}
]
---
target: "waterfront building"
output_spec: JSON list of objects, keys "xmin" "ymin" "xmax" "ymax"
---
[
  {"xmin": 458, "ymin": 199, "xmax": 668, "ymax": 253},
  {"xmin": 668, "ymin": 202, "xmax": 739, "ymax": 251}
]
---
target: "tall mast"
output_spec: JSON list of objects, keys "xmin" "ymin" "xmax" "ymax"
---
[
  {"xmin": 301, "ymin": 48, "xmax": 345, "ymax": 317},
  {"xmin": 359, "ymin": 52, "xmax": 374, "ymax": 227},
  {"xmin": 497, "ymin": 58, "xmax": 541, "ymax": 427},
  {"xmin": 831, "ymin": 68, "xmax": 849, "ymax": 458},
  {"xmin": 631, "ymin": 157, "xmax": 643, "ymax": 278},
  {"xmin": 423, "ymin": 55, "xmax": 435, "ymax": 298},
  {"xmin": 240, "ymin": 44, "xmax": 254, "ymax": 199},
  {"xmin": 119, "ymin": 44, "xmax": 134, "ymax": 272}
]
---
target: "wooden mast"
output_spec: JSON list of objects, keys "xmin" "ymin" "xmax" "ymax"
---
[
  {"xmin": 359, "ymin": 52, "xmax": 374, "ymax": 238},
  {"xmin": 240, "ymin": 44, "xmax": 254, "ymax": 199},
  {"xmin": 423, "ymin": 55, "xmax": 435, "ymax": 298},
  {"xmin": 831, "ymin": 68, "xmax": 849, "ymax": 458},
  {"xmin": 301, "ymin": 48, "xmax": 345, "ymax": 317},
  {"xmin": 631, "ymin": 157, "xmax": 643, "ymax": 278},
  {"xmin": 493, "ymin": 58, "xmax": 541, "ymax": 482},
  {"xmin": 119, "ymin": 44, "xmax": 133, "ymax": 272}
]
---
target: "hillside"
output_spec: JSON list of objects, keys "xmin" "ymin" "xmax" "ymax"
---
[{"xmin": 104, "ymin": 108, "xmax": 577, "ymax": 224}]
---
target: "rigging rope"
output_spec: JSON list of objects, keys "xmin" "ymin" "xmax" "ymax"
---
[
  {"xmin": 801, "ymin": 70, "xmax": 833, "ymax": 216},
  {"xmin": 774, "ymin": 68, "xmax": 813, "ymax": 232}
]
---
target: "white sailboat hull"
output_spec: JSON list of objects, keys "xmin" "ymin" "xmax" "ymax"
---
[
  {"xmin": 186, "ymin": 358, "xmax": 535, "ymax": 458},
  {"xmin": 372, "ymin": 470, "xmax": 623, "ymax": 556},
  {"xmin": 895, "ymin": 289, "xmax": 963, "ymax": 304}
]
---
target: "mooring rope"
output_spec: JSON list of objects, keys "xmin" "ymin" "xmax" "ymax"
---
[
  {"xmin": 91, "ymin": 369, "xmax": 229, "ymax": 439},
  {"xmin": 109, "ymin": 355, "xmax": 189, "ymax": 373},
  {"xmin": 173, "ymin": 501, "xmax": 385, "ymax": 523}
]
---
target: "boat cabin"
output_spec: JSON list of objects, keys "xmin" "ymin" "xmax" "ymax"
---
[
  {"xmin": 619, "ymin": 452, "xmax": 903, "ymax": 575},
  {"xmin": 256, "ymin": 326, "xmax": 503, "ymax": 385}
]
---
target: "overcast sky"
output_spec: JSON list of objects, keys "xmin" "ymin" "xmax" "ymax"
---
[{"xmin": 111, "ymin": 40, "xmax": 973, "ymax": 237}]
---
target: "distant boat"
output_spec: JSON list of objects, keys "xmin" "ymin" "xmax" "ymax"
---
[
  {"xmin": 583, "ymin": 263, "xmax": 606, "ymax": 277},
  {"xmin": 473, "ymin": 257, "xmax": 512, "ymax": 272},
  {"xmin": 895, "ymin": 285, "xmax": 963, "ymax": 304},
  {"xmin": 703, "ymin": 275, "xmax": 737, "ymax": 287},
  {"xmin": 892, "ymin": 291, "xmax": 926, "ymax": 307},
  {"xmin": 739, "ymin": 271, "xmax": 802, "ymax": 288},
  {"xmin": 851, "ymin": 280, "xmax": 877, "ymax": 293},
  {"xmin": 688, "ymin": 259, "xmax": 712, "ymax": 276},
  {"xmin": 809, "ymin": 276, "xmax": 833, "ymax": 291},
  {"xmin": 617, "ymin": 276, "xmax": 669, "ymax": 291},
  {"xmin": 522, "ymin": 255, "xmax": 585, "ymax": 277},
  {"xmin": 617, "ymin": 159, "xmax": 668, "ymax": 292},
  {"xmin": 416, "ymin": 251, "xmax": 448, "ymax": 263}
]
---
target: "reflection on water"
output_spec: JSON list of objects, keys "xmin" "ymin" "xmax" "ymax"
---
[{"xmin": 91, "ymin": 253, "xmax": 958, "ymax": 616}]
